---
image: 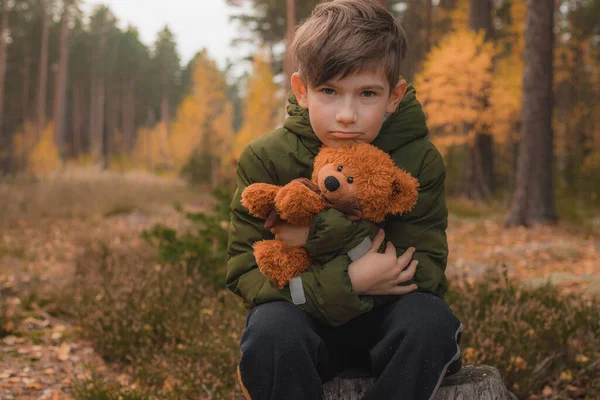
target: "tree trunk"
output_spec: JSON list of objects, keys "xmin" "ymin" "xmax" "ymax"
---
[
  {"xmin": 89, "ymin": 78, "xmax": 97, "ymax": 159},
  {"xmin": 323, "ymin": 366, "xmax": 516, "ymax": 400},
  {"xmin": 425, "ymin": 0, "xmax": 433, "ymax": 54},
  {"xmin": 37, "ymin": 0, "xmax": 50, "ymax": 140},
  {"xmin": 399, "ymin": 0, "xmax": 421, "ymax": 81},
  {"xmin": 53, "ymin": 0, "xmax": 73, "ymax": 159},
  {"xmin": 284, "ymin": 0, "xmax": 296, "ymax": 93},
  {"xmin": 0, "ymin": 0, "xmax": 9, "ymax": 135},
  {"xmin": 465, "ymin": 0, "xmax": 495, "ymax": 201},
  {"xmin": 160, "ymin": 66, "xmax": 170, "ymax": 134},
  {"xmin": 469, "ymin": 0, "xmax": 494, "ymax": 41},
  {"xmin": 105, "ymin": 84, "xmax": 118, "ymax": 165},
  {"xmin": 122, "ymin": 78, "xmax": 136, "ymax": 152},
  {"xmin": 160, "ymin": 92, "xmax": 169, "ymax": 133},
  {"xmin": 90, "ymin": 77, "xmax": 105, "ymax": 166},
  {"xmin": 72, "ymin": 83, "xmax": 83, "ymax": 157},
  {"xmin": 22, "ymin": 37, "xmax": 31, "ymax": 123},
  {"xmin": 505, "ymin": 0, "xmax": 557, "ymax": 226}
]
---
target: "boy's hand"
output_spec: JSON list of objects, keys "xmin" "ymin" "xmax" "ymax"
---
[
  {"xmin": 348, "ymin": 229, "xmax": 418, "ymax": 295},
  {"xmin": 271, "ymin": 222, "xmax": 310, "ymax": 247}
]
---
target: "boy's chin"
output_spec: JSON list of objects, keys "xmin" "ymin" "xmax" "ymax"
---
[{"xmin": 317, "ymin": 136, "xmax": 372, "ymax": 148}]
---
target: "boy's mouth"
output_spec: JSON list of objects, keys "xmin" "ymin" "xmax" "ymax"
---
[{"xmin": 331, "ymin": 131, "xmax": 361, "ymax": 139}]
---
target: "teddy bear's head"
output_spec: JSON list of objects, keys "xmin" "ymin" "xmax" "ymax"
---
[{"xmin": 311, "ymin": 143, "xmax": 419, "ymax": 223}]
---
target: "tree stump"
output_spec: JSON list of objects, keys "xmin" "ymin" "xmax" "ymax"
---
[{"xmin": 323, "ymin": 365, "xmax": 517, "ymax": 400}]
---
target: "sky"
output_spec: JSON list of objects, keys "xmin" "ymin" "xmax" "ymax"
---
[{"xmin": 81, "ymin": 0, "xmax": 249, "ymax": 69}]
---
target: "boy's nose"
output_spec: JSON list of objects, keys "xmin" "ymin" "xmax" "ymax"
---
[
  {"xmin": 336, "ymin": 106, "xmax": 357, "ymax": 124},
  {"xmin": 324, "ymin": 176, "xmax": 340, "ymax": 192}
]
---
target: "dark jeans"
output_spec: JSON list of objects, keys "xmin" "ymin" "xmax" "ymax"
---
[{"xmin": 238, "ymin": 292, "xmax": 462, "ymax": 400}]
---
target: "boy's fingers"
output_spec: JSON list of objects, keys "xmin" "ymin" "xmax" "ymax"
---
[
  {"xmin": 389, "ymin": 283, "xmax": 418, "ymax": 296},
  {"xmin": 384, "ymin": 241, "xmax": 395, "ymax": 255},
  {"xmin": 369, "ymin": 229, "xmax": 385, "ymax": 252},
  {"xmin": 395, "ymin": 260, "xmax": 418, "ymax": 284},
  {"xmin": 397, "ymin": 246, "xmax": 416, "ymax": 266}
]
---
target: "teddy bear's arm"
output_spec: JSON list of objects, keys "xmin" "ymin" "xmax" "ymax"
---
[
  {"xmin": 274, "ymin": 180, "xmax": 327, "ymax": 225},
  {"xmin": 241, "ymin": 183, "xmax": 281, "ymax": 219}
]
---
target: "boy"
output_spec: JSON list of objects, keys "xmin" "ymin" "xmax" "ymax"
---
[{"xmin": 226, "ymin": 1, "xmax": 462, "ymax": 399}]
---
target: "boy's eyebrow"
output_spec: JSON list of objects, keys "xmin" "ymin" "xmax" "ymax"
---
[
  {"xmin": 359, "ymin": 84, "xmax": 386, "ymax": 91},
  {"xmin": 320, "ymin": 82, "xmax": 386, "ymax": 91}
]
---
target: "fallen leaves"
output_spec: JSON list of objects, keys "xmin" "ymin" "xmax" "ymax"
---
[
  {"xmin": 447, "ymin": 215, "xmax": 600, "ymax": 294},
  {"xmin": 56, "ymin": 343, "xmax": 71, "ymax": 361}
]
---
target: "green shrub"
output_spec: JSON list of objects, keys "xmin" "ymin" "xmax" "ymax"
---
[
  {"xmin": 447, "ymin": 270, "xmax": 600, "ymax": 398},
  {"xmin": 141, "ymin": 186, "xmax": 231, "ymax": 289},
  {"xmin": 67, "ymin": 236, "xmax": 245, "ymax": 398},
  {"xmin": 72, "ymin": 373, "xmax": 152, "ymax": 400}
]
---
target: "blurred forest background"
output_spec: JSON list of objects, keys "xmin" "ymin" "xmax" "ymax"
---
[
  {"xmin": 0, "ymin": 0, "xmax": 598, "ymax": 216},
  {"xmin": 0, "ymin": 0, "xmax": 599, "ymax": 399}
]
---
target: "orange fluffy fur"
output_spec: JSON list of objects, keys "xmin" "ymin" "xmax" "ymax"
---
[{"xmin": 253, "ymin": 240, "xmax": 314, "ymax": 289}]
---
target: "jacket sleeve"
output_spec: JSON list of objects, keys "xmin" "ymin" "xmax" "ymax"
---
[
  {"xmin": 304, "ymin": 208, "xmax": 380, "ymax": 264},
  {"xmin": 226, "ymin": 145, "xmax": 375, "ymax": 326},
  {"xmin": 384, "ymin": 150, "xmax": 449, "ymax": 298}
]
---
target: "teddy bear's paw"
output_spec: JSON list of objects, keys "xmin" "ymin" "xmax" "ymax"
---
[
  {"xmin": 275, "ymin": 181, "xmax": 326, "ymax": 225},
  {"xmin": 241, "ymin": 183, "xmax": 280, "ymax": 219},
  {"xmin": 254, "ymin": 240, "xmax": 314, "ymax": 289}
]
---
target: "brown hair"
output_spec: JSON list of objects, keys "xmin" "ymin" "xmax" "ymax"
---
[{"xmin": 290, "ymin": 0, "xmax": 408, "ymax": 90}]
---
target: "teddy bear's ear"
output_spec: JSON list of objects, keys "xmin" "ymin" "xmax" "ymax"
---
[{"xmin": 389, "ymin": 168, "xmax": 419, "ymax": 215}]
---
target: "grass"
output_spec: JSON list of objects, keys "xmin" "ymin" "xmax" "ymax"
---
[
  {"xmin": 60, "ymin": 239, "xmax": 246, "ymax": 399},
  {"xmin": 447, "ymin": 270, "xmax": 599, "ymax": 398},
  {"xmin": 0, "ymin": 243, "xmax": 26, "ymax": 260},
  {"xmin": 0, "ymin": 167, "xmax": 204, "ymax": 230},
  {"xmin": 447, "ymin": 197, "xmax": 503, "ymax": 218},
  {"xmin": 72, "ymin": 373, "xmax": 152, "ymax": 400}
]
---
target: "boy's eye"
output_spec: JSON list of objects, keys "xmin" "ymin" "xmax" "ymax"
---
[
  {"xmin": 337, "ymin": 166, "xmax": 343, "ymax": 172},
  {"xmin": 322, "ymin": 88, "xmax": 336, "ymax": 95},
  {"xmin": 347, "ymin": 177, "xmax": 354, "ymax": 184},
  {"xmin": 362, "ymin": 91, "xmax": 377, "ymax": 98}
]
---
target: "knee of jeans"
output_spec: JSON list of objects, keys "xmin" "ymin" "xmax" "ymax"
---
[
  {"xmin": 404, "ymin": 307, "xmax": 461, "ymax": 345},
  {"xmin": 242, "ymin": 302, "xmax": 315, "ymax": 353}
]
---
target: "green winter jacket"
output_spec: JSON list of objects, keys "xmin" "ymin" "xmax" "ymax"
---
[{"xmin": 226, "ymin": 83, "xmax": 449, "ymax": 327}]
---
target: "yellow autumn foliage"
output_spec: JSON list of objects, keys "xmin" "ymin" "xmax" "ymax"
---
[
  {"xmin": 131, "ymin": 122, "xmax": 173, "ymax": 173},
  {"xmin": 167, "ymin": 50, "xmax": 235, "ymax": 177},
  {"xmin": 27, "ymin": 122, "xmax": 62, "ymax": 175},
  {"xmin": 11, "ymin": 120, "xmax": 37, "ymax": 171},
  {"xmin": 232, "ymin": 50, "xmax": 279, "ymax": 160},
  {"xmin": 415, "ymin": 28, "xmax": 494, "ymax": 147}
]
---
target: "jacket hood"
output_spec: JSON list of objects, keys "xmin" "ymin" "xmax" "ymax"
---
[{"xmin": 283, "ymin": 83, "xmax": 429, "ymax": 155}]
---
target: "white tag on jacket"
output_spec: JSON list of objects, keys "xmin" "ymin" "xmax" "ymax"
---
[
  {"xmin": 347, "ymin": 237, "xmax": 373, "ymax": 261},
  {"xmin": 289, "ymin": 277, "xmax": 306, "ymax": 305}
]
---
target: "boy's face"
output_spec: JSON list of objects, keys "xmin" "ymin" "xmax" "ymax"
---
[{"xmin": 291, "ymin": 70, "xmax": 407, "ymax": 148}]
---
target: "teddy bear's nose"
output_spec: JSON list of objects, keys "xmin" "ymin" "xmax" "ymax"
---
[{"xmin": 324, "ymin": 176, "xmax": 341, "ymax": 192}]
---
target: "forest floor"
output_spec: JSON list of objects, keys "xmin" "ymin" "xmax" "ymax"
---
[{"xmin": 0, "ymin": 177, "xmax": 598, "ymax": 399}]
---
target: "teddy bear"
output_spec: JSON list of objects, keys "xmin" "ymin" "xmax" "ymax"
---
[{"xmin": 241, "ymin": 143, "xmax": 419, "ymax": 289}]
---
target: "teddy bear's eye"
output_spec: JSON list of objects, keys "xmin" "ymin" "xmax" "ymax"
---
[
  {"xmin": 347, "ymin": 177, "xmax": 354, "ymax": 184},
  {"xmin": 337, "ymin": 166, "xmax": 343, "ymax": 172}
]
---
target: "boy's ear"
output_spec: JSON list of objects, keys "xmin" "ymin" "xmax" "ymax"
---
[
  {"xmin": 386, "ymin": 79, "xmax": 407, "ymax": 114},
  {"xmin": 291, "ymin": 72, "xmax": 309, "ymax": 109}
]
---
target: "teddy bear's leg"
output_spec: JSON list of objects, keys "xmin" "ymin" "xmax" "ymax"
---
[
  {"xmin": 274, "ymin": 180, "xmax": 326, "ymax": 225},
  {"xmin": 253, "ymin": 240, "xmax": 314, "ymax": 289},
  {"xmin": 241, "ymin": 183, "xmax": 281, "ymax": 219}
]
